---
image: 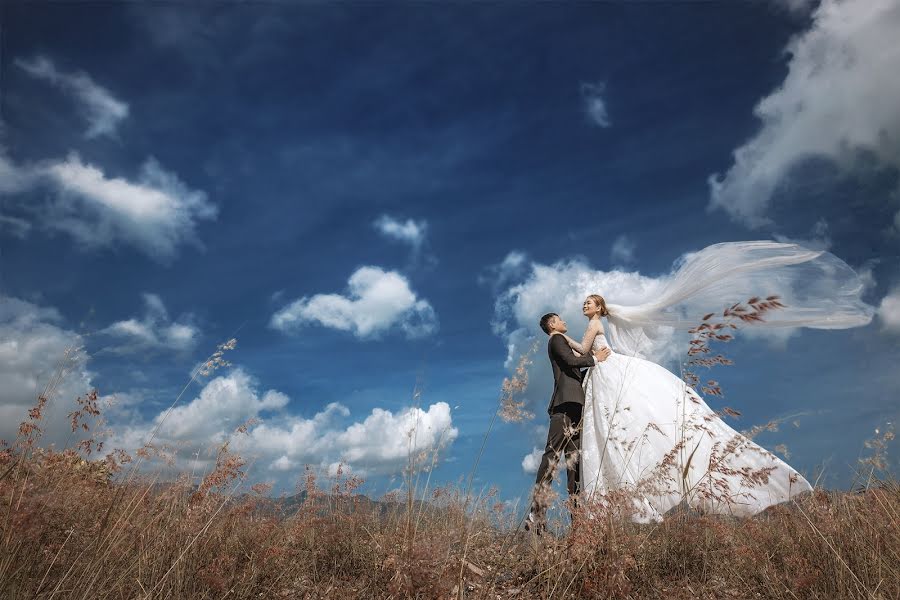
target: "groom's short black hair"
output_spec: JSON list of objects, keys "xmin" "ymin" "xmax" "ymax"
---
[{"xmin": 539, "ymin": 313, "xmax": 558, "ymax": 335}]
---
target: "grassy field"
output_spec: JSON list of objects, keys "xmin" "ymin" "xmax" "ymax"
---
[
  {"xmin": 1, "ymin": 410, "xmax": 897, "ymax": 599},
  {"xmin": 2, "ymin": 304, "xmax": 897, "ymax": 599}
]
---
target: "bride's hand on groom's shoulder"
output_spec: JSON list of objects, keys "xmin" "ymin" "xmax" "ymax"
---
[{"xmin": 563, "ymin": 335, "xmax": 583, "ymax": 354}]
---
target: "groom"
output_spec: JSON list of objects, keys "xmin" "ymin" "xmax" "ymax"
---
[{"xmin": 526, "ymin": 312, "xmax": 611, "ymax": 532}]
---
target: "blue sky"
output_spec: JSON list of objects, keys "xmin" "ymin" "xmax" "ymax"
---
[{"xmin": 1, "ymin": 0, "xmax": 898, "ymax": 503}]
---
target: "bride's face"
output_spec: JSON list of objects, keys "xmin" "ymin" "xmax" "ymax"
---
[{"xmin": 582, "ymin": 297, "xmax": 600, "ymax": 318}]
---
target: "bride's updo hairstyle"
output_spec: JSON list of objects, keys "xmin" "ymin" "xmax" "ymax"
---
[{"xmin": 587, "ymin": 294, "xmax": 610, "ymax": 317}]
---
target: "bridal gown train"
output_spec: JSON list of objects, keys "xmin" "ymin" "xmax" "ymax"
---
[{"xmin": 579, "ymin": 332, "xmax": 813, "ymax": 522}]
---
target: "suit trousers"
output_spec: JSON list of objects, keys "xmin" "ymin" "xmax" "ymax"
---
[{"xmin": 533, "ymin": 402, "xmax": 582, "ymax": 508}]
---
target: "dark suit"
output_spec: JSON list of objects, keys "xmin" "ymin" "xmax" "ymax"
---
[
  {"xmin": 532, "ymin": 333, "xmax": 595, "ymax": 514},
  {"xmin": 546, "ymin": 333, "xmax": 595, "ymax": 414}
]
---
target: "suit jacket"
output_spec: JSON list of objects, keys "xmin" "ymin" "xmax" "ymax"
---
[{"xmin": 547, "ymin": 333, "xmax": 596, "ymax": 414}]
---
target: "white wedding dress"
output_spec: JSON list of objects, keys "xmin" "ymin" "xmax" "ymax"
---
[
  {"xmin": 563, "ymin": 241, "xmax": 873, "ymax": 522},
  {"xmin": 579, "ymin": 331, "xmax": 813, "ymax": 522},
  {"xmin": 506, "ymin": 240, "xmax": 874, "ymax": 521}
]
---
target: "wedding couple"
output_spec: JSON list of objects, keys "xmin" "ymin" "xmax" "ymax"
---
[{"xmin": 526, "ymin": 241, "xmax": 874, "ymax": 529}]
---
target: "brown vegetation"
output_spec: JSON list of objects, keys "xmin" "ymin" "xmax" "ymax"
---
[
  {"xmin": 1, "ymin": 433, "xmax": 897, "ymax": 599},
  {"xmin": 1, "ymin": 304, "xmax": 897, "ymax": 599}
]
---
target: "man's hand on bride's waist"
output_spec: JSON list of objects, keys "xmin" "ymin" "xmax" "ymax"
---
[{"xmin": 593, "ymin": 347, "xmax": 612, "ymax": 363}]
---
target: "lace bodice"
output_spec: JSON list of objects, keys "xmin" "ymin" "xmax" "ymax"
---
[{"xmin": 591, "ymin": 332, "xmax": 609, "ymax": 351}]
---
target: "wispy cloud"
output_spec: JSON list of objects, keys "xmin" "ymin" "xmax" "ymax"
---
[
  {"xmin": 15, "ymin": 55, "xmax": 129, "ymax": 139},
  {"xmin": 0, "ymin": 151, "xmax": 36, "ymax": 194},
  {"xmin": 44, "ymin": 155, "xmax": 217, "ymax": 259},
  {"xmin": 479, "ymin": 250, "xmax": 530, "ymax": 292},
  {"xmin": 3, "ymin": 59, "xmax": 213, "ymax": 258},
  {"xmin": 101, "ymin": 293, "xmax": 200, "ymax": 354},
  {"xmin": 0, "ymin": 151, "xmax": 217, "ymax": 260},
  {"xmin": 610, "ymin": 234, "xmax": 636, "ymax": 265},
  {"xmin": 709, "ymin": 0, "xmax": 900, "ymax": 228},
  {"xmin": 270, "ymin": 266, "xmax": 438, "ymax": 339},
  {"xmin": 580, "ymin": 81, "xmax": 611, "ymax": 128},
  {"xmin": 773, "ymin": 218, "xmax": 832, "ymax": 251},
  {"xmin": 374, "ymin": 215, "xmax": 428, "ymax": 249},
  {"xmin": 0, "ymin": 215, "xmax": 31, "ymax": 239}
]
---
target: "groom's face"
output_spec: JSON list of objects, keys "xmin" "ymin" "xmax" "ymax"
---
[{"xmin": 551, "ymin": 316, "xmax": 567, "ymax": 333}]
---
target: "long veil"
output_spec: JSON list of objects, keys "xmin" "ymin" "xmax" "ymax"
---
[{"xmin": 605, "ymin": 241, "xmax": 875, "ymax": 358}]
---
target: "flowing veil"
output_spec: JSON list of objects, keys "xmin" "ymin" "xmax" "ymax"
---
[{"xmin": 604, "ymin": 241, "xmax": 875, "ymax": 358}]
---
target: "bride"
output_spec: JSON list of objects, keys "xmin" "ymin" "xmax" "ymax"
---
[{"xmin": 560, "ymin": 241, "xmax": 873, "ymax": 522}]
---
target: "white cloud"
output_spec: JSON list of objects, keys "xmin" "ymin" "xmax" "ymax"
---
[
  {"xmin": 0, "ymin": 152, "xmax": 217, "ymax": 260},
  {"xmin": 270, "ymin": 266, "xmax": 438, "ymax": 339},
  {"xmin": 479, "ymin": 250, "xmax": 530, "ymax": 291},
  {"xmin": 498, "ymin": 251, "xmax": 527, "ymax": 273},
  {"xmin": 877, "ymin": 287, "xmax": 900, "ymax": 333},
  {"xmin": 270, "ymin": 455, "xmax": 295, "ymax": 471},
  {"xmin": 581, "ymin": 81, "xmax": 610, "ymax": 128},
  {"xmin": 610, "ymin": 234, "xmax": 636, "ymax": 265},
  {"xmin": 99, "ymin": 390, "xmax": 146, "ymax": 424},
  {"xmin": 15, "ymin": 55, "xmax": 129, "ymax": 139},
  {"xmin": 156, "ymin": 369, "xmax": 288, "ymax": 441},
  {"xmin": 108, "ymin": 368, "xmax": 458, "ymax": 477},
  {"xmin": 709, "ymin": 0, "xmax": 900, "ymax": 227},
  {"xmin": 521, "ymin": 446, "xmax": 567, "ymax": 478},
  {"xmin": 857, "ymin": 262, "xmax": 878, "ymax": 296},
  {"xmin": 373, "ymin": 215, "xmax": 427, "ymax": 249},
  {"xmin": 328, "ymin": 401, "xmax": 457, "ymax": 471},
  {"xmin": 43, "ymin": 154, "xmax": 217, "ymax": 259},
  {"xmin": 0, "ymin": 295, "xmax": 96, "ymax": 449},
  {"xmin": 521, "ymin": 447, "xmax": 542, "ymax": 474},
  {"xmin": 101, "ymin": 293, "xmax": 200, "ymax": 354},
  {"xmin": 106, "ymin": 368, "xmax": 292, "ymax": 468},
  {"xmin": 0, "ymin": 296, "xmax": 454, "ymax": 481},
  {"xmin": 245, "ymin": 399, "xmax": 457, "ymax": 477},
  {"xmin": 0, "ymin": 215, "xmax": 31, "ymax": 239}
]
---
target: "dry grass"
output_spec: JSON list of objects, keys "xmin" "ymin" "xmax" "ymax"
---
[
  {"xmin": 1, "ymin": 306, "xmax": 897, "ymax": 599},
  {"xmin": 1, "ymin": 434, "xmax": 897, "ymax": 599}
]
